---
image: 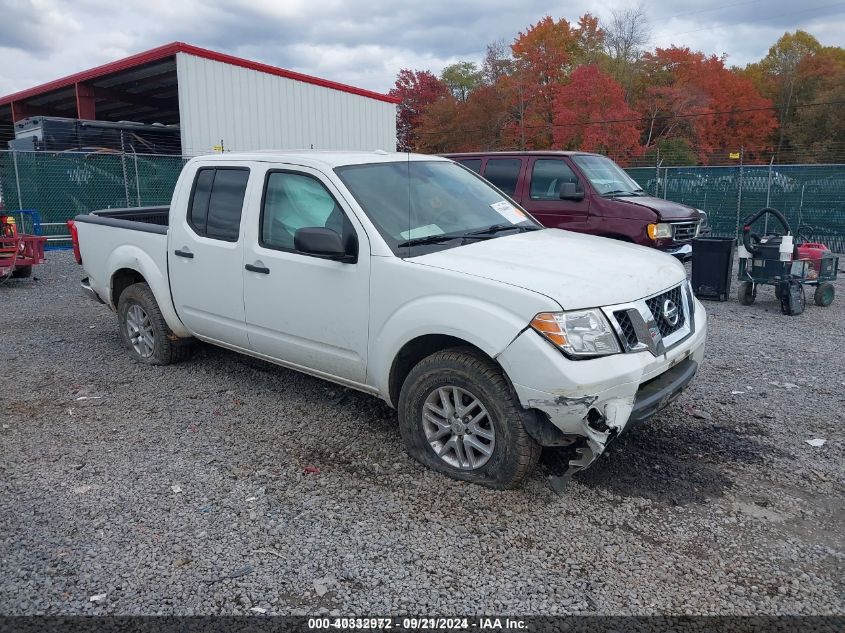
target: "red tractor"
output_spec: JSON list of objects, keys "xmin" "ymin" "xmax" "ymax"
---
[{"xmin": 1, "ymin": 213, "xmax": 47, "ymax": 280}]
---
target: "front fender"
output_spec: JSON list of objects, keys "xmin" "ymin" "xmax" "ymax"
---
[
  {"xmin": 368, "ymin": 293, "xmax": 531, "ymax": 397},
  {"xmin": 105, "ymin": 246, "xmax": 190, "ymax": 338}
]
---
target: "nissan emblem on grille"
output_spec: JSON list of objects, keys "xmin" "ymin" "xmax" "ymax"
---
[{"xmin": 662, "ymin": 298, "xmax": 680, "ymax": 326}]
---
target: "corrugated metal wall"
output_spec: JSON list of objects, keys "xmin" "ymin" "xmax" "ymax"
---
[{"xmin": 176, "ymin": 53, "xmax": 396, "ymax": 154}]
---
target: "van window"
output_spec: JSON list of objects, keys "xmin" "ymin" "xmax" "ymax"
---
[
  {"xmin": 482, "ymin": 159, "xmax": 522, "ymax": 196},
  {"xmin": 530, "ymin": 160, "xmax": 578, "ymax": 200},
  {"xmin": 188, "ymin": 167, "xmax": 249, "ymax": 241},
  {"xmin": 457, "ymin": 159, "xmax": 482, "ymax": 174}
]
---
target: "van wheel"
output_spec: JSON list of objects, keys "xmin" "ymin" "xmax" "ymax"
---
[
  {"xmin": 398, "ymin": 347, "xmax": 540, "ymax": 489},
  {"xmin": 117, "ymin": 282, "xmax": 193, "ymax": 365}
]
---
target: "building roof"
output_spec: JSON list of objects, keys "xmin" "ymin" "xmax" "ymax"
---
[{"xmin": 0, "ymin": 42, "xmax": 399, "ymax": 108}]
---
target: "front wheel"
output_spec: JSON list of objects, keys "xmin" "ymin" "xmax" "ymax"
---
[
  {"xmin": 11, "ymin": 265, "xmax": 32, "ymax": 278},
  {"xmin": 117, "ymin": 282, "xmax": 193, "ymax": 365},
  {"xmin": 398, "ymin": 348, "xmax": 541, "ymax": 489}
]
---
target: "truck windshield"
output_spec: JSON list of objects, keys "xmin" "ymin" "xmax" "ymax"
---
[
  {"xmin": 572, "ymin": 155, "xmax": 644, "ymax": 197},
  {"xmin": 335, "ymin": 160, "xmax": 541, "ymax": 257}
]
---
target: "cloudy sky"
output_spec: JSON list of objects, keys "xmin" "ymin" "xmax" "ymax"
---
[{"xmin": 0, "ymin": 0, "xmax": 843, "ymax": 97}]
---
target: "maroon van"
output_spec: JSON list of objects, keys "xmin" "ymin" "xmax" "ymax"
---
[{"xmin": 443, "ymin": 151, "xmax": 703, "ymax": 259}]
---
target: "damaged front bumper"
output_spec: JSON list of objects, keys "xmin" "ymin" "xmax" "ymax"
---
[{"xmin": 498, "ymin": 296, "xmax": 707, "ymax": 476}]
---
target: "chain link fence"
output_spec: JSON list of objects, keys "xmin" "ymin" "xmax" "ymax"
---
[
  {"xmin": 0, "ymin": 150, "xmax": 186, "ymax": 247},
  {"xmin": 0, "ymin": 149, "xmax": 844, "ymax": 252},
  {"xmin": 625, "ymin": 163, "xmax": 845, "ymax": 252}
]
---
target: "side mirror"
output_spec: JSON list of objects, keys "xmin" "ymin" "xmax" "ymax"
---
[
  {"xmin": 559, "ymin": 182, "xmax": 585, "ymax": 201},
  {"xmin": 294, "ymin": 227, "xmax": 353, "ymax": 261}
]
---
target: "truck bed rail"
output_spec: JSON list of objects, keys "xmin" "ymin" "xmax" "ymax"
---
[{"xmin": 74, "ymin": 206, "xmax": 169, "ymax": 235}]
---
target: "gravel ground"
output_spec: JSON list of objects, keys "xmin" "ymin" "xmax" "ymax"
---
[{"xmin": 1, "ymin": 251, "xmax": 843, "ymax": 616}]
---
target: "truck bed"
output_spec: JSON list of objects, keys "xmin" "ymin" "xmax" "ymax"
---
[{"xmin": 76, "ymin": 206, "xmax": 170, "ymax": 234}]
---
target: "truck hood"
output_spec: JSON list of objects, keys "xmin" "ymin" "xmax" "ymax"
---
[
  {"xmin": 412, "ymin": 229, "xmax": 687, "ymax": 310},
  {"xmin": 616, "ymin": 195, "xmax": 699, "ymax": 221}
]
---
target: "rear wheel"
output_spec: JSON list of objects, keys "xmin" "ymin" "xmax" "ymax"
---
[
  {"xmin": 738, "ymin": 281, "xmax": 756, "ymax": 305},
  {"xmin": 11, "ymin": 265, "xmax": 32, "ymax": 278},
  {"xmin": 117, "ymin": 282, "xmax": 193, "ymax": 365},
  {"xmin": 814, "ymin": 282, "xmax": 835, "ymax": 307},
  {"xmin": 398, "ymin": 347, "xmax": 540, "ymax": 489}
]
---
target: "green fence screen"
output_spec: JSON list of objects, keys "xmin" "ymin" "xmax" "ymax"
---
[
  {"xmin": 0, "ymin": 150, "xmax": 186, "ymax": 244},
  {"xmin": 1, "ymin": 150, "xmax": 844, "ymax": 252},
  {"xmin": 626, "ymin": 164, "xmax": 845, "ymax": 252}
]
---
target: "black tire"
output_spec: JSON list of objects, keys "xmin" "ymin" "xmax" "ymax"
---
[
  {"xmin": 774, "ymin": 285, "xmax": 783, "ymax": 301},
  {"xmin": 738, "ymin": 281, "xmax": 756, "ymax": 305},
  {"xmin": 117, "ymin": 282, "xmax": 193, "ymax": 365},
  {"xmin": 11, "ymin": 265, "xmax": 32, "ymax": 278},
  {"xmin": 814, "ymin": 283, "xmax": 835, "ymax": 307},
  {"xmin": 398, "ymin": 347, "xmax": 541, "ymax": 489}
]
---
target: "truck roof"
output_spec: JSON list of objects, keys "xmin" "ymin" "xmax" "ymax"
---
[{"xmin": 190, "ymin": 150, "xmax": 449, "ymax": 169}]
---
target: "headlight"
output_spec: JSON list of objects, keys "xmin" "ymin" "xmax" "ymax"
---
[
  {"xmin": 530, "ymin": 309, "xmax": 621, "ymax": 358},
  {"xmin": 647, "ymin": 223, "xmax": 672, "ymax": 240}
]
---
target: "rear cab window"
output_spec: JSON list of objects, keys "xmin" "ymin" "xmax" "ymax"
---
[{"xmin": 188, "ymin": 167, "xmax": 250, "ymax": 241}]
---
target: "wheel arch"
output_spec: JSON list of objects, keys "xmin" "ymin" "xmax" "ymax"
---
[{"xmin": 387, "ymin": 334, "xmax": 493, "ymax": 408}]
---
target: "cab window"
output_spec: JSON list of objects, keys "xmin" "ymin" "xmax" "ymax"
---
[
  {"xmin": 188, "ymin": 167, "xmax": 249, "ymax": 242},
  {"xmin": 529, "ymin": 160, "xmax": 578, "ymax": 200},
  {"xmin": 260, "ymin": 171, "xmax": 354, "ymax": 255}
]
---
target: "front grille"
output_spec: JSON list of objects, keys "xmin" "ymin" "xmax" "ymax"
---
[
  {"xmin": 672, "ymin": 222, "xmax": 698, "ymax": 242},
  {"xmin": 646, "ymin": 286, "xmax": 686, "ymax": 337},
  {"xmin": 613, "ymin": 310, "xmax": 639, "ymax": 348}
]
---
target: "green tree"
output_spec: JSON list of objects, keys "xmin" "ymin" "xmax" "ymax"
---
[{"xmin": 440, "ymin": 61, "xmax": 483, "ymax": 101}]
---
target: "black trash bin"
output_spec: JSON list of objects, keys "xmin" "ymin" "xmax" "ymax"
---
[{"xmin": 691, "ymin": 237, "xmax": 736, "ymax": 301}]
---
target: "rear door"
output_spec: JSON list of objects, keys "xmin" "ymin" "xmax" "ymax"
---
[
  {"xmin": 241, "ymin": 165, "xmax": 371, "ymax": 383},
  {"xmin": 168, "ymin": 163, "xmax": 251, "ymax": 349},
  {"xmin": 521, "ymin": 157, "xmax": 590, "ymax": 230}
]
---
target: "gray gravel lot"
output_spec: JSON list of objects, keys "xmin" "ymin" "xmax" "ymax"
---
[{"xmin": 1, "ymin": 251, "xmax": 843, "ymax": 616}]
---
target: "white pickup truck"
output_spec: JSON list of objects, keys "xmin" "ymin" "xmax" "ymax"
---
[{"xmin": 74, "ymin": 151, "xmax": 706, "ymax": 488}]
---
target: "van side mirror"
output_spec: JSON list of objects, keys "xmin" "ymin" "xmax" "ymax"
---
[
  {"xmin": 294, "ymin": 227, "xmax": 354, "ymax": 262},
  {"xmin": 559, "ymin": 182, "xmax": 585, "ymax": 201}
]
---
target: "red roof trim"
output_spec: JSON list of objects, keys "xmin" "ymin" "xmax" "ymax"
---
[{"xmin": 0, "ymin": 42, "xmax": 399, "ymax": 107}]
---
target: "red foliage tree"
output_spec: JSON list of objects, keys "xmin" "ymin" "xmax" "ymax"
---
[
  {"xmin": 553, "ymin": 65, "xmax": 641, "ymax": 162},
  {"xmin": 639, "ymin": 47, "xmax": 777, "ymax": 162},
  {"xmin": 389, "ymin": 69, "xmax": 450, "ymax": 151}
]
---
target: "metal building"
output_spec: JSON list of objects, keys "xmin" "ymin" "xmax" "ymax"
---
[{"xmin": 0, "ymin": 42, "xmax": 398, "ymax": 154}]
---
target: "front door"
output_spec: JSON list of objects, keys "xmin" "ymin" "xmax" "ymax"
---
[
  {"xmin": 521, "ymin": 157, "xmax": 590, "ymax": 230},
  {"xmin": 242, "ymin": 167, "xmax": 370, "ymax": 384},
  {"xmin": 168, "ymin": 165, "xmax": 251, "ymax": 349}
]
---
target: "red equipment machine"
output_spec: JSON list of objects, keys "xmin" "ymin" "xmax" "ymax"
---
[{"xmin": 0, "ymin": 214, "xmax": 47, "ymax": 279}]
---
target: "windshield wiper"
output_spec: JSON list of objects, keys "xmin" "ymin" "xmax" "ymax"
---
[
  {"xmin": 602, "ymin": 189, "xmax": 635, "ymax": 197},
  {"xmin": 461, "ymin": 223, "xmax": 541, "ymax": 242},
  {"xmin": 397, "ymin": 233, "xmax": 464, "ymax": 248}
]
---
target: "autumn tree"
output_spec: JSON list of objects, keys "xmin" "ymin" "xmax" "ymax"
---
[
  {"xmin": 639, "ymin": 47, "xmax": 776, "ymax": 162},
  {"xmin": 388, "ymin": 69, "xmax": 450, "ymax": 151},
  {"xmin": 553, "ymin": 65, "xmax": 640, "ymax": 161},
  {"xmin": 746, "ymin": 31, "xmax": 824, "ymax": 156}
]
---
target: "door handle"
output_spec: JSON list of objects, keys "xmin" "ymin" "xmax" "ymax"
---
[
  {"xmin": 174, "ymin": 249, "xmax": 194, "ymax": 259},
  {"xmin": 245, "ymin": 263, "xmax": 270, "ymax": 274}
]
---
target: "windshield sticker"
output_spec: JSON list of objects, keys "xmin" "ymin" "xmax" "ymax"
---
[
  {"xmin": 490, "ymin": 200, "xmax": 527, "ymax": 224},
  {"xmin": 400, "ymin": 224, "xmax": 445, "ymax": 240}
]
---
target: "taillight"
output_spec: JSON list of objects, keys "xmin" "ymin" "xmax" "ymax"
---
[{"xmin": 67, "ymin": 219, "xmax": 82, "ymax": 265}]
